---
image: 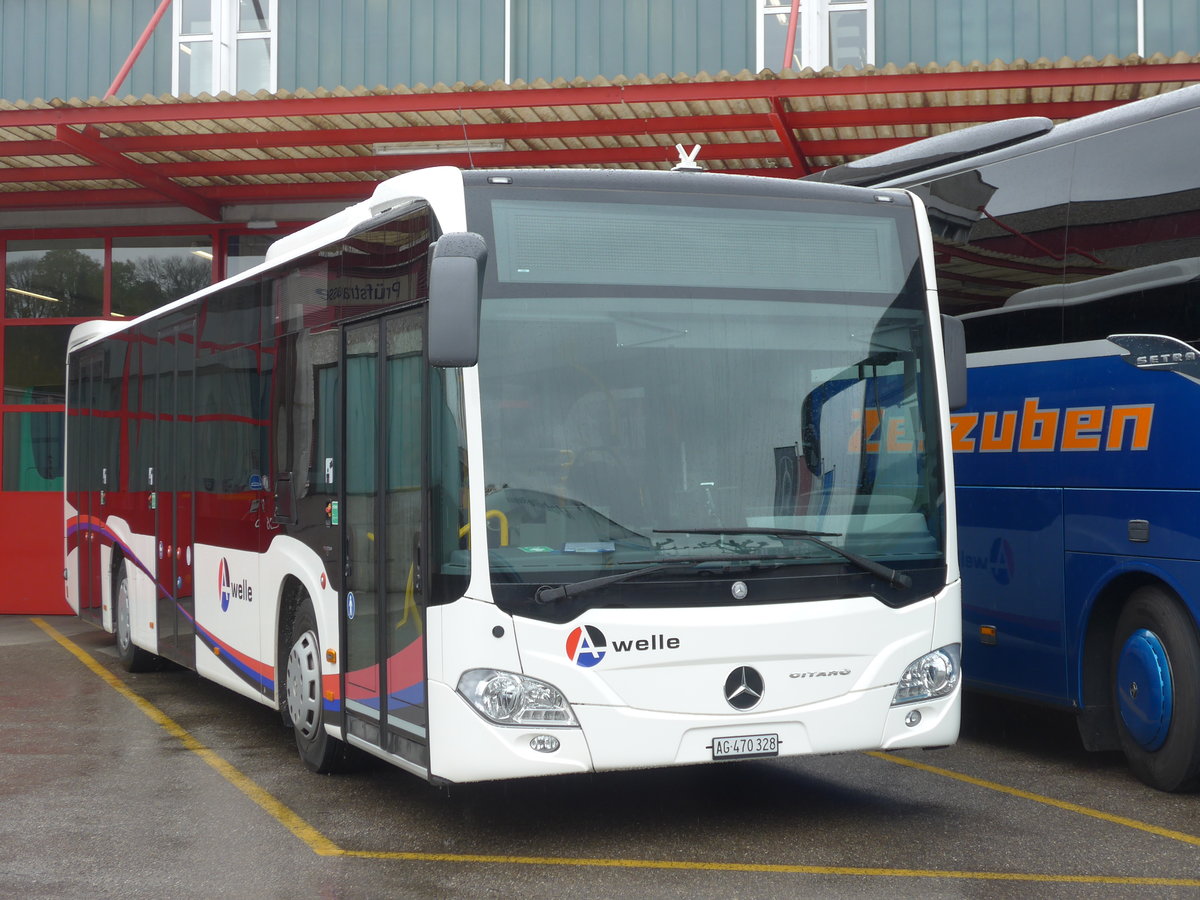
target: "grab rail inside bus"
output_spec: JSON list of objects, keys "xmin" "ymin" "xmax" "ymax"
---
[{"xmin": 458, "ymin": 509, "xmax": 510, "ymax": 547}]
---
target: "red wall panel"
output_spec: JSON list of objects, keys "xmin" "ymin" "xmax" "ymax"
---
[{"xmin": 0, "ymin": 492, "xmax": 71, "ymax": 614}]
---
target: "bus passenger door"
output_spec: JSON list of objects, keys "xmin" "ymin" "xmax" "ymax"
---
[
  {"xmin": 70, "ymin": 349, "xmax": 105, "ymax": 623},
  {"xmin": 341, "ymin": 309, "xmax": 428, "ymax": 770},
  {"xmin": 153, "ymin": 319, "xmax": 197, "ymax": 668}
]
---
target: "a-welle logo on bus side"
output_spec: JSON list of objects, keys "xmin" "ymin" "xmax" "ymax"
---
[{"xmin": 218, "ymin": 558, "xmax": 254, "ymax": 612}]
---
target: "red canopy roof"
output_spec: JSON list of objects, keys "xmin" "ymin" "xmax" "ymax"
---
[{"xmin": 2, "ymin": 55, "xmax": 1198, "ymax": 220}]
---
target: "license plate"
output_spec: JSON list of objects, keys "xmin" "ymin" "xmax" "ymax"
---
[{"xmin": 710, "ymin": 733, "xmax": 779, "ymax": 760}]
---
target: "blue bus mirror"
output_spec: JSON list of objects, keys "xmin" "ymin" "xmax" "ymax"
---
[
  {"xmin": 428, "ymin": 232, "xmax": 487, "ymax": 368},
  {"xmin": 942, "ymin": 314, "xmax": 967, "ymax": 410}
]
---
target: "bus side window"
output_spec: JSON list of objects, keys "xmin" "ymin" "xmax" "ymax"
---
[
  {"xmin": 919, "ymin": 143, "xmax": 1074, "ymax": 351},
  {"xmin": 1062, "ymin": 107, "xmax": 1200, "ymax": 345}
]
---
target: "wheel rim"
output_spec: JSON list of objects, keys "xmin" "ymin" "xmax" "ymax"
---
[
  {"xmin": 286, "ymin": 629, "xmax": 322, "ymax": 740},
  {"xmin": 117, "ymin": 576, "xmax": 132, "ymax": 653},
  {"xmin": 1116, "ymin": 627, "xmax": 1173, "ymax": 751}
]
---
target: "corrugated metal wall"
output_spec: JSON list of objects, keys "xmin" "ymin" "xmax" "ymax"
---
[
  {"xmin": 875, "ymin": 0, "xmax": 1200, "ymax": 67},
  {"xmin": 1145, "ymin": 0, "xmax": 1200, "ymax": 57},
  {"xmin": 0, "ymin": 0, "xmax": 756, "ymax": 102},
  {"xmin": 278, "ymin": 1, "xmax": 755, "ymax": 89},
  {"xmin": 510, "ymin": 0, "xmax": 754, "ymax": 82},
  {"xmin": 4, "ymin": 1, "xmax": 1195, "ymax": 102},
  {"xmin": 0, "ymin": 0, "xmax": 170, "ymax": 101},
  {"xmin": 279, "ymin": 0, "xmax": 507, "ymax": 90}
]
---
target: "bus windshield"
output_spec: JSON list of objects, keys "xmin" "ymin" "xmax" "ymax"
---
[{"xmin": 469, "ymin": 183, "xmax": 944, "ymax": 612}]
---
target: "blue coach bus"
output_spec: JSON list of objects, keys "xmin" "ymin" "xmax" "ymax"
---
[{"xmin": 810, "ymin": 84, "xmax": 1200, "ymax": 791}]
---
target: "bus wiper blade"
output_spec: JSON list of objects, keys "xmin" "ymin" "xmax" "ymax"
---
[
  {"xmin": 653, "ymin": 527, "xmax": 913, "ymax": 590},
  {"xmin": 533, "ymin": 554, "xmax": 785, "ymax": 605}
]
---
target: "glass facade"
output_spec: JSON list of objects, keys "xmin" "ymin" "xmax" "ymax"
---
[
  {"xmin": 5, "ymin": 240, "xmax": 104, "ymax": 318},
  {"xmin": 0, "ymin": 229, "xmax": 282, "ymax": 493},
  {"xmin": 111, "ymin": 237, "xmax": 214, "ymax": 318}
]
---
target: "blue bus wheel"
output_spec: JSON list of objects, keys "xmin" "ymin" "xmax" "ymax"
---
[
  {"xmin": 1114, "ymin": 628, "xmax": 1171, "ymax": 751},
  {"xmin": 1110, "ymin": 586, "xmax": 1200, "ymax": 792}
]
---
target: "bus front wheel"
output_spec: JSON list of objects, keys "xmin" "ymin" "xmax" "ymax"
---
[
  {"xmin": 1110, "ymin": 586, "xmax": 1200, "ymax": 792},
  {"xmin": 115, "ymin": 561, "xmax": 158, "ymax": 673},
  {"xmin": 285, "ymin": 600, "xmax": 347, "ymax": 773}
]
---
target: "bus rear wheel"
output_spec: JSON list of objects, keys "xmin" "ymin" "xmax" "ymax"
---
[
  {"xmin": 1110, "ymin": 586, "xmax": 1200, "ymax": 792},
  {"xmin": 115, "ymin": 561, "xmax": 157, "ymax": 673},
  {"xmin": 284, "ymin": 600, "xmax": 347, "ymax": 773}
]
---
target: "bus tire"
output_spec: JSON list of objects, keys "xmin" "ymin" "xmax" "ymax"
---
[
  {"xmin": 1110, "ymin": 586, "xmax": 1200, "ymax": 792},
  {"xmin": 285, "ymin": 599, "xmax": 347, "ymax": 774},
  {"xmin": 115, "ymin": 561, "xmax": 158, "ymax": 673}
]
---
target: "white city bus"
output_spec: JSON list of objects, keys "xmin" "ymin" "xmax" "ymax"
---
[{"xmin": 65, "ymin": 164, "xmax": 963, "ymax": 782}]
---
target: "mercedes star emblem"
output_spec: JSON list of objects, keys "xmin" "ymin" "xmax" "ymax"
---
[{"xmin": 724, "ymin": 666, "xmax": 765, "ymax": 710}]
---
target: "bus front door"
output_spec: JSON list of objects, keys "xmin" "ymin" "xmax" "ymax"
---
[
  {"xmin": 341, "ymin": 309, "xmax": 429, "ymax": 771},
  {"xmin": 152, "ymin": 319, "xmax": 196, "ymax": 668}
]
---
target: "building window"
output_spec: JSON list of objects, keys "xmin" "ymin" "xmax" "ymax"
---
[
  {"xmin": 758, "ymin": 0, "xmax": 874, "ymax": 72},
  {"xmin": 112, "ymin": 236, "xmax": 214, "ymax": 318},
  {"xmin": 5, "ymin": 240, "xmax": 104, "ymax": 319},
  {"xmin": 4, "ymin": 325, "xmax": 74, "ymax": 406},
  {"xmin": 174, "ymin": 0, "xmax": 278, "ymax": 95},
  {"xmin": 3, "ymin": 412, "xmax": 63, "ymax": 491},
  {"xmin": 225, "ymin": 233, "xmax": 277, "ymax": 278}
]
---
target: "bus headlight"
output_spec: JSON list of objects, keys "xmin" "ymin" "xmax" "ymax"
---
[
  {"xmin": 457, "ymin": 669, "xmax": 578, "ymax": 727},
  {"xmin": 891, "ymin": 644, "xmax": 961, "ymax": 705}
]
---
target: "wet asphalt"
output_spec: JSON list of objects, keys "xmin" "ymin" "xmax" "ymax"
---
[{"xmin": 2, "ymin": 614, "xmax": 1198, "ymax": 899}]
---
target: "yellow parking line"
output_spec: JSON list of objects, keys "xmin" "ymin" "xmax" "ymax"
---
[
  {"xmin": 339, "ymin": 850, "xmax": 1200, "ymax": 885},
  {"xmin": 32, "ymin": 618, "xmax": 341, "ymax": 857},
  {"xmin": 33, "ymin": 617, "xmax": 1200, "ymax": 887},
  {"xmin": 868, "ymin": 750, "xmax": 1200, "ymax": 847}
]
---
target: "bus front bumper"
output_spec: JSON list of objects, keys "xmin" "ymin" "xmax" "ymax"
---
[{"xmin": 426, "ymin": 679, "xmax": 960, "ymax": 783}]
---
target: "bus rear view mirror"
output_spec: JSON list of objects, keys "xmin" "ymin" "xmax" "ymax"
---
[
  {"xmin": 428, "ymin": 232, "xmax": 488, "ymax": 368},
  {"xmin": 942, "ymin": 314, "xmax": 967, "ymax": 410}
]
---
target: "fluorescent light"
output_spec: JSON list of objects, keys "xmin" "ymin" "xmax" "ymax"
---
[
  {"xmin": 7, "ymin": 286, "xmax": 60, "ymax": 303},
  {"xmin": 246, "ymin": 219, "xmax": 277, "ymax": 229},
  {"xmin": 192, "ymin": 249, "xmax": 214, "ymax": 260},
  {"xmin": 375, "ymin": 139, "xmax": 507, "ymax": 156}
]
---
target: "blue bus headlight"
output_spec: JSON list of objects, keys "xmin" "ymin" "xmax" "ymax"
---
[
  {"xmin": 891, "ymin": 644, "xmax": 961, "ymax": 705},
  {"xmin": 457, "ymin": 669, "xmax": 579, "ymax": 727}
]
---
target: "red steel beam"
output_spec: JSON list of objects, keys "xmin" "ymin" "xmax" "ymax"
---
[
  {"xmin": 0, "ymin": 99, "xmax": 1132, "ymax": 162},
  {"xmin": 2, "ymin": 64, "xmax": 1197, "ymax": 128},
  {"xmin": 768, "ymin": 97, "xmax": 810, "ymax": 175},
  {"xmin": 2, "ymin": 137, "xmax": 921, "ymax": 185},
  {"xmin": 0, "ymin": 183, "xmax": 397, "ymax": 210},
  {"xmin": 54, "ymin": 124, "xmax": 222, "ymax": 220}
]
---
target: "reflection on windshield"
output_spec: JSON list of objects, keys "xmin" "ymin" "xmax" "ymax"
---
[{"xmin": 477, "ymin": 293, "xmax": 944, "ymax": 585}]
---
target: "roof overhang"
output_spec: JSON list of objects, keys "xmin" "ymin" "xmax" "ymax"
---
[{"xmin": 2, "ymin": 56, "xmax": 1198, "ymax": 220}]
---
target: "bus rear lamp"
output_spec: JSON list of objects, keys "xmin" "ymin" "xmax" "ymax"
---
[
  {"xmin": 457, "ymin": 669, "xmax": 578, "ymax": 727},
  {"xmin": 891, "ymin": 644, "xmax": 961, "ymax": 705}
]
